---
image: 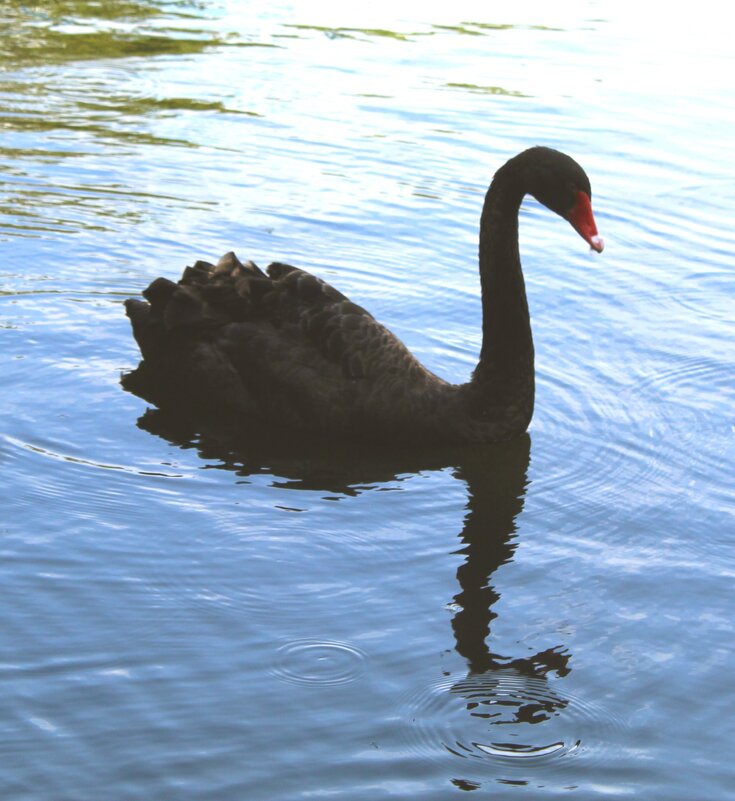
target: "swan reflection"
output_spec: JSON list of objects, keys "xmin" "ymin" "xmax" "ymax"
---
[
  {"xmin": 126, "ymin": 396, "xmax": 571, "ymax": 750},
  {"xmin": 452, "ymin": 434, "xmax": 570, "ymax": 679}
]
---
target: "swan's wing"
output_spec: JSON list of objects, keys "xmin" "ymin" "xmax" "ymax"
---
[{"xmin": 125, "ymin": 252, "xmax": 435, "ymax": 427}]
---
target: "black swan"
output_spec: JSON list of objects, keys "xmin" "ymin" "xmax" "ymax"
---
[{"xmin": 124, "ymin": 146, "xmax": 603, "ymax": 444}]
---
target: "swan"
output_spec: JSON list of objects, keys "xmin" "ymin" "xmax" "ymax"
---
[{"xmin": 124, "ymin": 146, "xmax": 603, "ymax": 444}]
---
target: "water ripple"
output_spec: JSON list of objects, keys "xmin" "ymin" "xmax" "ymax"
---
[
  {"xmin": 402, "ymin": 670, "xmax": 625, "ymax": 773},
  {"xmin": 270, "ymin": 639, "xmax": 368, "ymax": 686}
]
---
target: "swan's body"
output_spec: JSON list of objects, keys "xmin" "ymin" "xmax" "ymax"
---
[{"xmin": 124, "ymin": 147, "xmax": 603, "ymax": 444}]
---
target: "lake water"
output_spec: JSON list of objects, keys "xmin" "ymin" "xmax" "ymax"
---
[{"xmin": 1, "ymin": 1, "xmax": 733, "ymax": 798}]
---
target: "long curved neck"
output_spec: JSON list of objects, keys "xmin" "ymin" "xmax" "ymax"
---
[{"xmin": 474, "ymin": 170, "xmax": 534, "ymax": 391}]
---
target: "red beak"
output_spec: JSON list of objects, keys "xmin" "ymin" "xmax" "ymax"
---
[{"xmin": 567, "ymin": 190, "xmax": 604, "ymax": 252}]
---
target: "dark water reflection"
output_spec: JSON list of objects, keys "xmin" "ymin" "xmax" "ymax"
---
[
  {"xmin": 451, "ymin": 438, "xmax": 568, "ymax": 681},
  {"xmin": 128, "ymin": 388, "xmax": 574, "ymax": 759}
]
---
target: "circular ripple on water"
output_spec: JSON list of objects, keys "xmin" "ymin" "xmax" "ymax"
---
[
  {"xmin": 532, "ymin": 353, "xmax": 732, "ymax": 528},
  {"xmin": 675, "ymin": 269, "xmax": 734, "ymax": 321},
  {"xmin": 617, "ymin": 356, "xmax": 733, "ymax": 485},
  {"xmin": 402, "ymin": 670, "xmax": 624, "ymax": 773},
  {"xmin": 627, "ymin": 356, "xmax": 732, "ymax": 429},
  {"xmin": 528, "ymin": 428, "xmax": 664, "ymax": 535},
  {"xmin": 270, "ymin": 639, "xmax": 368, "ymax": 686},
  {"xmin": 530, "ymin": 365, "xmax": 666, "ymax": 521}
]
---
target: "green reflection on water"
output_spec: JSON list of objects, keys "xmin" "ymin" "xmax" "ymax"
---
[
  {"xmin": 0, "ymin": 1, "xmax": 263, "ymax": 237},
  {"xmin": 8, "ymin": 0, "xmax": 177, "ymax": 22},
  {"xmin": 462, "ymin": 21, "xmax": 562, "ymax": 32},
  {"xmin": 0, "ymin": 174, "xmax": 219, "ymax": 237},
  {"xmin": 75, "ymin": 96, "xmax": 261, "ymax": 116},
  {"xmin": 284, "ymin": 24, "xmax": 426, "ymax": 42},
  {"xmin": 445, "ymin": 82, "xmax": 527, "ymax": 97},
  {"xmin": 0, "ymin": 108, "xmax": 198, "ymax": 148},
  {"xmin": 0, "ymin": 1, "xmax": 262, "ymax": 158},
  {"xmin": 0, "ymin": 0, "xmax": 245, "ymax": 66},
  {"xmin": 431, "ymin": 24, "xmax": 485, "ymax": 36}
]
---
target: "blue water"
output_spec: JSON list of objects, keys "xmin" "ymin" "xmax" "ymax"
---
[{"xmin": 1, "ymin": 2, "xmax": 733, "ymax": 798}]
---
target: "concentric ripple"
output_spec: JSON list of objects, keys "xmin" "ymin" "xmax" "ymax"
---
[
  {"xmin": 270, "ymin": 639, "xmax": 368, "ymax": 686},
  {"xmin": 618, "ymin": 355, "xmax": 733, "ymax": 490},
  {"xmin": 531, "ymin": 348, "xmax": 733, "ymax": 538},
  {"xmin": 403, "ymin": 670, "xmax": 624, "ymax": 772}
]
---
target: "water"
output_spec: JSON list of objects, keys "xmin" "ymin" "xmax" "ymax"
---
[{"xmin": 1, "ymin": 1, "xmax": 733, "ymax": 798}]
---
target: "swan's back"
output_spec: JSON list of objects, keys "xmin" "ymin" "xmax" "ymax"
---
[{"xmin": 125, "ymin": 253, "xmax": 450, "ymax": 437}]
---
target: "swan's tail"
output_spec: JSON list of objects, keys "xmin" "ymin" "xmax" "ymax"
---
[
  {"xmin": 122, "ymin": 252, "xmax": 264, "ymax": 410},
  {"xmin": 124, "ymin": 251, "xmax": 264, "ymax": 357}
]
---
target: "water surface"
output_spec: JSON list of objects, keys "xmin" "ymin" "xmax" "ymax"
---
[{"xmin": 1, "ymin": 1, "xmax": 733, "ymax": 798}]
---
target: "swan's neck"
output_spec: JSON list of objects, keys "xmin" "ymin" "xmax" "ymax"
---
[{"xmin": 470, "ymin": 175, "xmax": 534, "ymax": 417}]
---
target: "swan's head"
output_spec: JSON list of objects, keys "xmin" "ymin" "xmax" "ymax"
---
[{"xmin": 518, "ymin": 146, "xmax": 605, "ymax": 253}]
